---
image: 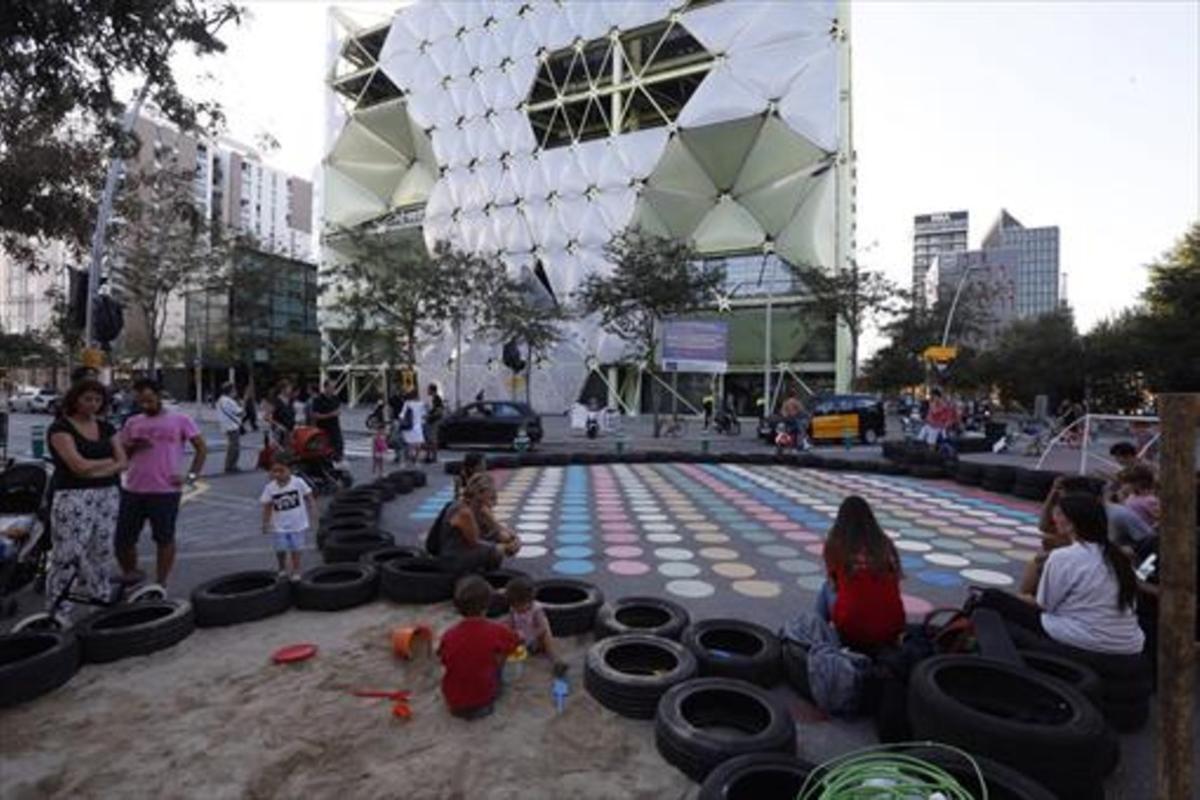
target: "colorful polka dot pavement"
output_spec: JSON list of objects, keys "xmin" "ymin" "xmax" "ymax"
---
[{"xmin": 408, "ymin": 464, "xmax": 1043, "ymax": 628}]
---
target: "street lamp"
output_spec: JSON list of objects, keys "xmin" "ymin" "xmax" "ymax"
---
[{"xmin": 941, "ymin": 262, "xmax": 983, "ymax": 347}]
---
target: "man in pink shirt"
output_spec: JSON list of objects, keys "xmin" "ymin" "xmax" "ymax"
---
[{"xmin": 115, "ymin": 379, "xmax": 207, "ymax": 585}]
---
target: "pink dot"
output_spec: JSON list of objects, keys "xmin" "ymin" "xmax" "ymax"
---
[
  {"xmin": 758, "ymin": 513, "xmax": 789, "ymax": 523},
  {"xmin": 605, "ymin": 545, "xmax": 643, "ymax": 558},
  {"xmin": 902, "ymin": 594, "xmax": 934, "ymax": 617},
  {"xmin": 598, "ymin": 513, "xmax": 629, "ymax": 522},
  {"xmin": 601, "ymin": 522, "xmax": 634, "ymax": 533},
  {"xmin": 784, "ymin": 531, "xmax": 821, "ymax": 543},
  {"xmin": 602, "ymin": 533, "xmax": 639, "ymax": 544},
  {"xmin": 804, "ymin": 543, "xmax": 825, "ymax": 556},
  {"xmin": 767, "ymin": 521, "xmax": 802, "ymax": 532},
  {"xmin": 608, "ymin": 560, "xmax": 651, "ymax": 576}
]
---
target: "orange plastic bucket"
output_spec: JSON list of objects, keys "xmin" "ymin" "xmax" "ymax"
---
[{"xmin": 391, "ymin": 625, "xmax": 433, "ymax": 660}]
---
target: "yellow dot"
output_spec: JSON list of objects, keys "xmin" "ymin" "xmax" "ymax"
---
[
  {"xmin": 713, "ymin": 562, "xmax": 756, "ymax": 579},
  {"xmin": 694, "ymin": 533, "xmax": 731, "ymax": 544},
  {"xmin": 732, "ymin": 580, "xmax": 782, "ymax": 598},
  {"xmin": 699, "ymin": 547, "xmax": 739, "ymax": 561}
]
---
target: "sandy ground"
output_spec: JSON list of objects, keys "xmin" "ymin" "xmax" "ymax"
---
[{"xmin": 1, "ymin": 602, "xmax": 694, "ymax": 800}]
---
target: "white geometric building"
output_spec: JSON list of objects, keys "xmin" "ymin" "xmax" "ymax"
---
[{"xmin": 322, "ymin": 0, "xmax": 854, "ymax": 411}]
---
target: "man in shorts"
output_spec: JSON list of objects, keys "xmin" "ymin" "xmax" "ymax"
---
[{"xmin": 116, "ymin": 379, "xmax": 207, "ymax": 586}]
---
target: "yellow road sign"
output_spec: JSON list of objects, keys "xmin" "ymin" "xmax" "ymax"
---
[{"xmin": 923, "ymin": 345, "xmax": 958, "ymax": 362}]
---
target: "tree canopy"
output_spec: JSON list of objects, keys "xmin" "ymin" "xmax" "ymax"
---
[{"xmin": 0, "ymin": 0, "xmax": 241, "ymax": 261}]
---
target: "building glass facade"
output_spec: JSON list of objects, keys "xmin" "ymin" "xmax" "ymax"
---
[
  {"xmin": 913, "ymin": 210, "xmax": 969, "ymax": 299},
  {"xmin": 982, "ymin": 210, "xmax": 1060, "ymax": 317}
]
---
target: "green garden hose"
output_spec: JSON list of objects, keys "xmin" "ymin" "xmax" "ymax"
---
[{"xmin": 796, "ymin": 742, "xmax": 986, "ymax": 800}]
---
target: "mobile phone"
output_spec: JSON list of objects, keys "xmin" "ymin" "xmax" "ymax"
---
[{"xmin": 1136, "ymin": 553, "xmax": 1157, "ymax": 582}]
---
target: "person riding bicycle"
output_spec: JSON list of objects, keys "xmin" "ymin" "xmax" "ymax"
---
[{"xmin": 714, "ymin": 396, "xmax": 738, "ymax": 434}]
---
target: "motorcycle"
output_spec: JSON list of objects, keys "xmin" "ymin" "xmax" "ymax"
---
[{"xmin": 585, "ymin": 410, "xmax": 600, "ymax": 439}]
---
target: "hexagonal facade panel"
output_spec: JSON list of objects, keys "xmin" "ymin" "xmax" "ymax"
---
[{"xmin": 323, "ymin": 0, "xmax": 846, "ymax": 410}]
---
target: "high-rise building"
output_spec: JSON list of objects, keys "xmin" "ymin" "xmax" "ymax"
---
[
  {"xmin": 982, "ymin": 210, "xmax": 1060, "ymax": 317},
  {"xmin": 321, "ymin": 0, "xmax": 855, "ymax": 410},
  {"xmin": 912, "ymin": 211, "xmax": 968, "ymax": 299},
  {"xmin": 929, "ymin": 209, "xmax": 1060, "ymax": 348}
]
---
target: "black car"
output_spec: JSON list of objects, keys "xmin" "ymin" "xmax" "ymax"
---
[{"xmin": 437, "ymin": 401, "xmax": 543, "ymax": 450}]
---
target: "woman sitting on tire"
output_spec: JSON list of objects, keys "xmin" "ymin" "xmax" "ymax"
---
[
  {"xmin": 437, "ymin": 473, "xmax": 520, "ymax": 576},
  {"xmin": 976, "ymin": 491, "xmax": 1144, "ymax": 656},
  {"xmin": 816, "ymin": 495, "xmax": 905, "ymax": 653},
  {"xmin": 45, "ymin": 379, "xmax": 128, "ymax": 621}
]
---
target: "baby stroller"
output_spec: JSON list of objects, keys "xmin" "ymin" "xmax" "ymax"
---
[
  {"xmin": 273, "ymin": 425, "xmax": 353, "ymax": 496},
  {"xmin": 0, "ymin": 460, "xmax": 52, "ymax": 619}
]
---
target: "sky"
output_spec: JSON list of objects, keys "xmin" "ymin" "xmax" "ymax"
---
[{"xmin": 174, "ymin": 0, "xmax": 1200, "ymax": 337}]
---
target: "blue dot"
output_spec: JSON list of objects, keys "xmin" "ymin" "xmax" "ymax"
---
[
  {"xmin": 917, "ymin": 569, "xmax": 964, "ymax": 588},
  {"xmin": 558, "ymin": 522, "xmax": 591, "ymax": 532},
  {"xmin": 409, "ymin": 513, "xmax": 439, "ymax": 521},
  {"xmin": 900, "ymin": 555, "xmax": 924, "ymax": 571},
  {"xmin": 556, "ymin": 533, "xmax": 591, "ymax": 545},
  {"xmin": 560, "ymin": 514, "xmax": 591, "ymax": 524},
  {"xmin": 552, "ymin": 559, "xmax": 595, "ymax": 576},
  {"xmin": 554, "ymin": 545, "xmax": 593, "ymax": 559}
]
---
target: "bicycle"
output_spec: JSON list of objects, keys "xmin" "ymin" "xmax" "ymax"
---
[
  {"xmin": 659, "ymin": 416, "xmax": 688, "ymax": 438},
  {"xmin": 13, "ymin": 555, "xmax": 167, "ymax": 632},
  {"xmin": 713, "ymin": 411, "xmax": 741, "ymax": 436}
]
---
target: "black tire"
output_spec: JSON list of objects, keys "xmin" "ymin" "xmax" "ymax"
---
[
  {"xmin": 534, "ymin": 579, "xmax": 604, "ymax": 637},
  {"xmin": 910, "ymin": 464, "xmax": 946, "ymax": 480},
  {"xmin": 0, "ymin": 630, "xmax": 80, "ymax": 708},
  {"xmin": 1013, "ymin": 469, "xmax": 1059, "ymax": 501},
  {"xmin": 907, "ymin": 655, "xmax": 1109, "ymax": 799},
  {"xmin": 779, "ymin": 640, "xmax": 813, "ymax": 700},
  {"xmin": 294, "ymin": 563, "xmax": 378, "ymax": 611},
  {"xmin": 322, "ymin": 530, "xmax": 394, "ymax": 564},
  {"xmin": 955, "ymin": 461, "xmax": 985, "ymax": 486},
  {"xmin": 698, "ymin": 753, "xmax": 816, "ymax": 800},
  {"xmin": 384, "ymin": 471, "xmax": 416, "ymax": 494},
  {"xmin": 77, "ymin": 600, "xmax": 195, "ymax": 664},
  {"xmin": 594, "ymin": 596, "xmax": 690, "ymax": 641},
  {"xmin": 380, "ymin": 556, "xmax": 456, "ymax": 604},
  {"xmin": 359, "ymin": 545, "xmax": 425, "ymax": 569},
  {"xmin": 367, "ymin": 480, "xmax": 398, "ymax": 502},
  {"xmin": 482, "ymin": 568, "xmax": 529, "ymax": 618},
  {"xmin": 402, "ymin": 469, "xmax": 427, "ymax": 488},
  {"xmin": 981, "ymin": 465, "xmax": 1018, "ymax": 493},
  {"xmin": 1101, "ymin": 696, "xmax": 1149, "ymax": 732},
  {"xmin": 1020, "ymin": 651, "xmax": 1103, "ymax": 705},
  {"xmin": 682, "ymin": 619, "xmax": 782, "ymax": 688},
  {"xmin": 897, "ymin": 746, "xmax": 1058, "ymax": 800},
  {"xmin": 654, "ymin": 677, "xmax": 797, "ymax": 783},
  {"xmin": 191, "ymin": 570, "xmax": 292, "ymax": 627},
  {"xmin": 584, "ymin": 634, "xmax": 699, "ymax": 719}
]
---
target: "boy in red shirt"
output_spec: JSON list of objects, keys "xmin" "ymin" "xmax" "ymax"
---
[{"xmin": 438, "ymin": 575, "xmax": 519, "ymax": 718}]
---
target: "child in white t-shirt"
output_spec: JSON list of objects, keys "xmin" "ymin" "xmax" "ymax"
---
[{"xmin": 260, "ymin": 459, "xmax": 317, "ymax": 580}]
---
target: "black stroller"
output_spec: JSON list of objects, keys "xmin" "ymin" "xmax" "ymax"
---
[{"xmin": 0, "ymin": 460, "xmax": 51, "ymax": 619}]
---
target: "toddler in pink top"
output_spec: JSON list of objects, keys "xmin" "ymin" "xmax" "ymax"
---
[{"xmin": 504, "ymin": 576, "xmax": 567, "ymax": 676}]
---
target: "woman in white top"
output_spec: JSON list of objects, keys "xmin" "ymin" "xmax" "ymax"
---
[
  {"xmin": 397, "ymin": 390, "xmax": 425, "ymax": 465},
  {"xmin": 975, "ymin": 491, "xmax": 1144, "ymax": 656}
]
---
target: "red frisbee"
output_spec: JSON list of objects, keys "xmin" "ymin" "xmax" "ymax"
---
[{"xmin": 272, "ymin": 643, "xmax": 318, "ymax": 664}]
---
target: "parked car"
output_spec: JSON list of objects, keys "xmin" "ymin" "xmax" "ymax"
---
[
  {"xmin": 757, "ymin": 393, "xmax": 886, "ymax": 445},
  {"xmin": 8, "ymin": 388, "xmax": 60, "ymax": 414},
  {"xmin": 437, "ymin": 401, "xmax": 543, "ymax": 450}
]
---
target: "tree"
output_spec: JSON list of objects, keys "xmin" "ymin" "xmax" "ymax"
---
[
  {"xmin": 0, "ymin": 1, "xmax": 242, "ymax": 261},
  {"xmin": 786, "ymin": 260, "xmax": 905, "ymax": 387},
  {"xmin": 984, "ymin": 308, "xmax": 1085, "ymax": 409},
  {"xmin": 860, "ymin": 288, "xmax": 993, "ymax": 395},
  {"xmin": 575, "ymin": 228, "xmax": 722, "ymax": 432},
  {"xmin": 324, "ymin": 230, "xmax": 460, "ymax": 372},
  {"xmin": 482, "ymin": 274, "xmax": 572, "ymax": 405},
  {"xmin": 1139, "ymin": 221, "xmax": 1200, "ymax": 392},
  {"xmin": 108, "ymin": 166, "xmax": 230, "ymax": 373}
]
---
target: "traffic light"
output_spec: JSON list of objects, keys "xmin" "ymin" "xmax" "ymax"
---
[
  {"xmin": 502, "ymin": 339, "xmax": 526, "ymax": 373},
  {"xmin": 68, "ymin": 269, "xmax": 88, "ymax": 331}
]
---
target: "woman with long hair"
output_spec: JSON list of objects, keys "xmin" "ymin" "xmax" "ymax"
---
[
  {"xmin": 818, "ymin": 495, "xmax": 905, "ymax": 651},
  {"xmin": 977, "ymin": 491, "xmax": 1143, "ymax": 655},
  {"xmin": 45, "ymin": 379, "xmax": 128, "ymax": 621},
  {"xmin": 437, "ymin": 472, "xmax": 520, "ymax": 576}
]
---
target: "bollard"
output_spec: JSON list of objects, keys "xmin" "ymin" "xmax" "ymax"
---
[
  {"xmin": 514, "ymin": 427, "xmax": 530, "ymax": 453},
  {"xmin": 701, "ymin": 437, "xmax": 711, "ymax": 454},
  {"xmin": 31, "ymin": 423, "xmax": 45, "ymax": 459},
  {"xmin": 615, "ymin": 436, "xmax": 626, "ymax": 455}
]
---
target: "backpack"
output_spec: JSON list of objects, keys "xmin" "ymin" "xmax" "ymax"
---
[
  {"xmin": 424, "ymin": 501, "xmax": 453, "ymax": 556},
  {"xmin": 399, "ymin": 405, "xmax": 414, "ymax": 432},
  {"xmin": 781, "ymin": 612, "xmax": 873, "ymax": 717}
]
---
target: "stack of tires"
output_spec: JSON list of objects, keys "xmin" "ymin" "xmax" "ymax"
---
[
  {"xmin": 954, "ymin": 460, "xmax": 985, "ymax": 486},
  {"xmin": 1022, "ymin": 645, "xmax": 1152, "ymax": 733},
  {"xmin": 318, "ymin": 485, "xmax": 393, "ymax": 563},
  {"xmin": 980, "ymin": 464, "xmax": 1019, "ymax": 494},
  {"xmin": 585, "ymin": 597, "xmax": 694, "ymax": 719},
  {"xmin": 907, "ymin": 655, "xmax": 1114, "ymax": 799}
]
